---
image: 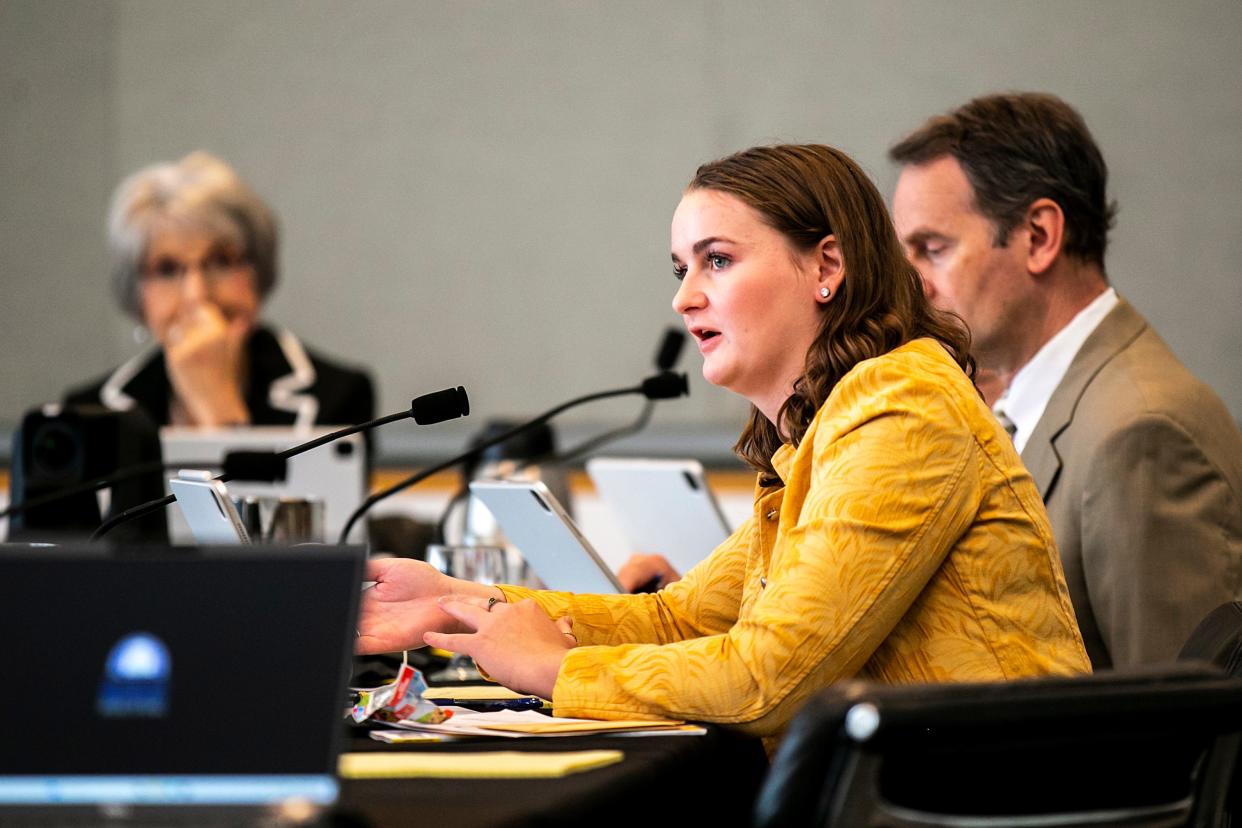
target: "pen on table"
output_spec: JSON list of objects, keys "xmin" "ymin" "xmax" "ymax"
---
[{"xmin": 427, "ymin": 697, "xmax": 546, "ymax": 712}]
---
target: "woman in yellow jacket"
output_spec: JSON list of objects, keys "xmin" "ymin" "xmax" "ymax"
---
[{"xmin": 357, "ymin": 144, "xmax": 1090, "ymax": 741}]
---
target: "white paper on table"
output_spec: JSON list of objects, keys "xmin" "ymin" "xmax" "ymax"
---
[{"xmin": 388, "ymin": 708, "xmax": 696, "ymax": 738}]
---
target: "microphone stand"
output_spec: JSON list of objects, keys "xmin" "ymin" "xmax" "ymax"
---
[
  {"xmin": 528, "ymin": 399, "xmax": 654, "ymax": 469},
  {"xmin": 339, "ymin": 373, "xmax": 687, "ymax": 544}
]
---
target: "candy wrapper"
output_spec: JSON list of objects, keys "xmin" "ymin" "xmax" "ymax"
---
[{"xmin": 349, "ymin": 663, "xmax": 452, "ymax": 725}]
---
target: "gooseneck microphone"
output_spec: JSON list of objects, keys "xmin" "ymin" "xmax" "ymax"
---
[
  {"xmin": 337, "ymin": 370, "xmax": 689, "ymax": 544},
  {"xmin": 88, "ymin": 386, "xmax": 470, "ymax": 542},
  {"xmin": 539, "ymin": 328, "xmax": 687, "ymax": 466},
  {"xmin": 431, "ymin": 329, "xmax": 690, "ymax": 543},
  {"xmin": 1, "ymin": 460, "xmax": 210, "ymax": 522},
  {"xmin": 654, "ymin": 328, "xmax": 688, "ymax": 373}
]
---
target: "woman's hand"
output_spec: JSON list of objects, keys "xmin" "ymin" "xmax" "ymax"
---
[
  {"xmin": 355, "ymin": 558, "xmax": 500, "ymax": 655},
  {"xmin": 164, "ymin": 300, "xmax": 250, "ymax": 426},
  {"xmin": 616, "ymin": 553, "xmax": 681, "ymax": 592},
  {"xmin": 426, "ymin": 596, "xmax": 576, "ymax": 699}
]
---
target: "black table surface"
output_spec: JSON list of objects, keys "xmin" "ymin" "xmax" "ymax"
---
[{"xmin": 331, "ymin": 722, "xmax": 768, "ymax": 828}]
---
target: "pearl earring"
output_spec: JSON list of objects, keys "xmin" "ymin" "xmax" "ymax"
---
[{"xmin": 819, "ymin": 287, "xmax": 830, "ymax": 299}]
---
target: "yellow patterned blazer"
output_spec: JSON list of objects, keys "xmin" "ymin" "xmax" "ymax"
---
[{"xmin": 499, "ymin": 338, "xmax": 1089, "ymax": 740}]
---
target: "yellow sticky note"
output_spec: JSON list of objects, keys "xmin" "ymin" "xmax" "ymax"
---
[{"xmin": 338, "ymin": 750, "xmax": 624, "ymax": 779}]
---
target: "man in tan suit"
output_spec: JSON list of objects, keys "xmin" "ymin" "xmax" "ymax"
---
[{"xmin": 889, "ymin": 92, "xmax": 1242, "ymax": 669}]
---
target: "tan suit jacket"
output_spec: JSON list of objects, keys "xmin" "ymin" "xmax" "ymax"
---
[{"xmin": 1022, "ymin": 298, "xmax": 1242, "ymax": 668}]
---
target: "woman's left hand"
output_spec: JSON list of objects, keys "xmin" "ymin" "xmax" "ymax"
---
[{"xmin": 425, "ymin": 596, "xmax": 576, "ymax": 699}]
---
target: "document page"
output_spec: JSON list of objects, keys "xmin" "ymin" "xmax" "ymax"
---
[{"xmin": 387, "ymin": 708, "xmax": 699, "ymax": 738}]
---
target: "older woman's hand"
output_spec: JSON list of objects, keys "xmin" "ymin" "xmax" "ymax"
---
[
  {"xmin": 426, "ymin": 596, "xmax": 576, "ymax": 700},
  {"xmin": 164, "ymin": 300, "xmax": 251, "ymax": 426}
]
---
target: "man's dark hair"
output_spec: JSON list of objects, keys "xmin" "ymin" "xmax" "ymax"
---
[{"xmin": 889, "ymin": 92, "xmax": 1117, "ymax": 269}]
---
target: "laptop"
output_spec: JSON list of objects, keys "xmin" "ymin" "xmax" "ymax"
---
[
  {"xmin": 585, "ymin": 457, "xmax": 733, "ymax": 575},
  {"xmin": 0, "ymin": 543, "xmax": 364, "ymax": 825},
  {"xmin": 468, "ymin": 480, "xmax": 625, "ymax": 593},
  {"xmin": 160, "ymin": 426, "xmax": 368, "ymax": 544}
]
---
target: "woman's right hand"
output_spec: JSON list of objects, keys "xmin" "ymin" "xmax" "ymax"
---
[
  {"xmin": 164, "ymin": 301, "xmax": 250, "ymax": 426},
  {"xmin": 355, "ymin": 558, "xmax": 500, "ymax": 654}
]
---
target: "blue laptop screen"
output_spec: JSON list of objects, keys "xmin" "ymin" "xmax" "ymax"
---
[{"xmin": 0, "ymin": 775, "xmax": 338, "ymax": 806}]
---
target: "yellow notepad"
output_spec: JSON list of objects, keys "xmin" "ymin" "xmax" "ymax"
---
[{"xmin": 338, "ymin": 750, "xmax": 623, "ymax": 779}]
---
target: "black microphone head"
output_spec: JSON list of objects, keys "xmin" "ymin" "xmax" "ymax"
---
[
  {"xmin": 411, "ymin": 386, "xmax": 470, "ymax": 425},
  {"xmin": 640, "ymin": 371, "xmax": 689, "ymax": 400},
  {"xmin": 654, "ymin": 328, "xmax": 687, "ymax": 371},
  {"xmin": 223, "ymin": 451, "xmax": 288, "ymax": 483}
]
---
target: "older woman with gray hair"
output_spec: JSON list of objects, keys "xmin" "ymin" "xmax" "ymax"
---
[{"xmin": 65, "ymin": 152, "xmax": 374, "ymax": 428}]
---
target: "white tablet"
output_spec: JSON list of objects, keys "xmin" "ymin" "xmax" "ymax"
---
[
  {"xmin": 585, "ymin": 457, "xmax": 732, "ymax": 575},
  {"xmin": 467, "ymin": 480, "xmax": 623, "ymax": 594},
  {"xmin": 168, "ymin": 474, "xmax": 251, "ymax": 545}
]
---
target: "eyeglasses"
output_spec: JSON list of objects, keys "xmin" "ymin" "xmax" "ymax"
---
[{"xmin": 141, "ymin": 251, "xmax": 251, "ymax": 284}]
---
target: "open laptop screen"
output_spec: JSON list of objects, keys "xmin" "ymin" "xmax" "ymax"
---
[{"xmin": 0, "ymin": 544, "xmax": 362, "ymax": 815}]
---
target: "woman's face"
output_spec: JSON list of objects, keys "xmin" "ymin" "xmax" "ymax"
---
[
  {"xmin": 671, "ymin": 188, "xmax": 828, "ymax": 423},
  {"xmin": 138, "ymin": 225, "xmax": 261, "ymax": 347}
]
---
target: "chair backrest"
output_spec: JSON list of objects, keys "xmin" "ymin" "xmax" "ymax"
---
[
  {"xmin": 754, "ymin": 664, "xmax": 1242, "ymax": 828},
  {"xmin": 1179, "ymin": 601, "xmax": 1242, "ymax": 824},
  {"xmin": 1181, "ymin": 601, "xmax": 1242, "ymax": 677}
]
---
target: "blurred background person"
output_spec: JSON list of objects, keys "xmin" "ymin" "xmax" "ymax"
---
[{"xmin": 65, "ymin": 152, "xmax": 374, "ymax": 429}]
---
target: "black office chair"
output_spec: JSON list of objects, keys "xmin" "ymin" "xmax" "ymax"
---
[
  {"xmin": 1181, "ymin": 601, "xmax": 1242, "ymax": 676},
  {"xmin": 1179, "ymin": 601, "xmax": 1242, "ymax": 825},
  {"xmin": 753, "ymin": 664, "xmax": 1242, "ymax": 828}
]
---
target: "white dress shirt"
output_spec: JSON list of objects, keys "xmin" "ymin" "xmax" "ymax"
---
[{"xmin": 994, "ymin": 287, "xmax": 1119, "ymax": 453}]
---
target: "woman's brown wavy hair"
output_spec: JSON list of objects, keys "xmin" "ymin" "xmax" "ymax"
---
[{"xmin": 687, "ymin": 144, "xmax": 976, "ymax": 478}]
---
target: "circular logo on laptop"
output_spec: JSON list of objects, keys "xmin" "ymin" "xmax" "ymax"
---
[{"xmin": 97, "ymin": 632, "xmax": 172, "ymax": 718}]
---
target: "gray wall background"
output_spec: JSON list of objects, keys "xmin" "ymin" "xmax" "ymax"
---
[{"xmin": 3, "ymin": 0, "xmax": 1240, "ymax": 463}]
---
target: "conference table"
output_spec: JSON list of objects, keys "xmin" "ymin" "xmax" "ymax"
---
[
  {"xmin": 0, "ymin": 464, "xmax": 771, "ymax": 825},
  {"xmin": 333, "ymin": 722, "xmax": 769, "ymax": 827}
]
